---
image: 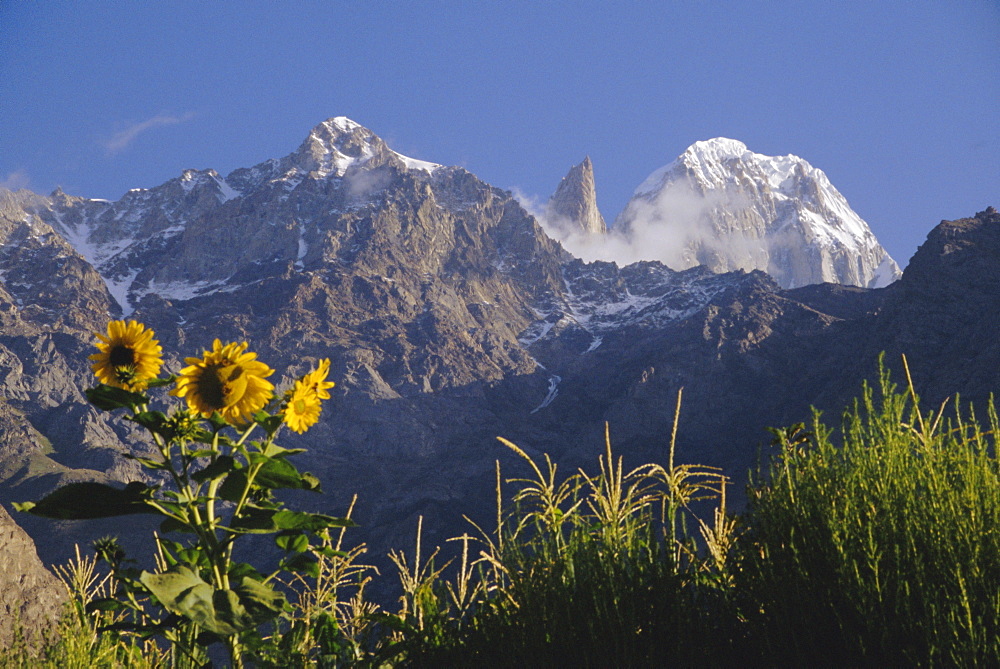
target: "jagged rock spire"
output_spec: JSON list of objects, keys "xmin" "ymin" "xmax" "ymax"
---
[{"xmin": 546, "ymin": 156, "xmax": 607, "ymax": 235}]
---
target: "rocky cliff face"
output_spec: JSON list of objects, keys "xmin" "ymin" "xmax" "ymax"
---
[
  {"xmin": 0, "ymin": 117, "xmax": 994, "ymax": 624},
  {"xmin": 545, "ymin": 156, "xmax": 607, "ymax": 236},
  {"xmin": 853, "ymin": 206, "xmax": 1000, "ymax": 404},
  {"xmin": 0, "ymin": 190, "xmax": 147, "ymax": 499},
  {"xmin": 0, "ymin": 503, "xmax": 66, "ymax": 648},
  {"xmin": 614, "ymin": 138, "xmax": 902, "ymax": 289}
]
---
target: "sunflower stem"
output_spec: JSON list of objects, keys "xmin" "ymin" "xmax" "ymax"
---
[{"xmin": 234, "ymin": 421, "xmax": 258, "ymax": 448}]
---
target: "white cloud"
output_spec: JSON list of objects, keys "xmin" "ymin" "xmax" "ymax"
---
[
  {"xmin": 515, "ymin": 181, "xmax": 742, "ymax": 271},
  {"xmin": 345, "ymin": 168, "xmax": 391, "ymax": 199},
  {"xmin": 104, "ymin": 112, "xmax": 196, "ymax": 155},
  {"xmin": 0, "ymin": 170, "xmax": 31, "ymax": 191}
]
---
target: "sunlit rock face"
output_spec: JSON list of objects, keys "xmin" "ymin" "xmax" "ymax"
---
[
  {"xmin": 615, "ymin": 138, "xmax": 901, "ymax": 289},
  {"xmin": 0, "ymin": 503, "xmax": 66, "ymax": 648},
  {"xmin": 546, "ymin": 156, "xmax": 607, "ymax": 236}
]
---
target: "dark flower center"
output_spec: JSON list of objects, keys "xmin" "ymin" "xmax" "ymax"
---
[
  {"xmin": 109, "ymin": 345, "xmax": 136, "ymax": 367},
  {"xmin": 199, "ymin": 365, "xmax": 226, "ymax": 409}
]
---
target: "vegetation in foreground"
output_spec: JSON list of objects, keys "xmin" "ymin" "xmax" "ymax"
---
[{"xmin": 4, "ymin": 320, "xmax": 1000, "ymax": 667}]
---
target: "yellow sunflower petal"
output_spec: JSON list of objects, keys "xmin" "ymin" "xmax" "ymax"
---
[
  {"xmin": 281, "ymin": 359, "xmax": 335, "ymax": 434},
  {"xmin": 172, "ymin": 339, "xmax": 274, "ymax": 424},
  {"xmin": 90, "ymin": 320, "xmax": 163, "ymax": 391}
]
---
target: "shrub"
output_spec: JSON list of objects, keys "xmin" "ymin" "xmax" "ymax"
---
[
  {"xmin": 387, "ymin": 403, "xmax": 741, "ymax": 667},
  {"xmin": 739, "ymin": 358, "xmax": 1000, "ymax": 665}
]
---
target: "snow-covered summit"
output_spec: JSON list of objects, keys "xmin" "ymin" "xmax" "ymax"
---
[
  {"xmin": 616, "ymin": 138, "xmax": 902, "ymax": 289},
  {"xmin": 294, "ymin": 116, "xmax": 441, "ymax": 179},
  {"xmin": 226, "ymin": 117, "xmax": 441, "ymax": 193}
]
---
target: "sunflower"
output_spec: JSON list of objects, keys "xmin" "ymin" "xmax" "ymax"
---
[
  {"xmin": 89, "ymin": 320, "xmax": 164, "ymax": 391},
  {"xmin": 282, "ymin": 358, "xmax": 335, "ymax": 434},
  {"xmin": 172, "ymin": 339, "xmax": 275, "ymax": 424}
]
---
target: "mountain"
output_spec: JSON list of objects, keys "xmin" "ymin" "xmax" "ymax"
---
[
  {"xmin": 614, "ymin": 138, "xmax": 902, "ymax": 289},
  {"xmin": 0, "ymin": 117, "xmax": 994, "ymax": 619},
  {"xmin": 0, "ymin": 503, "xmax": 65, "ymax": 648},
  {"xmin": 545, "ymin": 156, "xmax": 607, "ymax": 236}
]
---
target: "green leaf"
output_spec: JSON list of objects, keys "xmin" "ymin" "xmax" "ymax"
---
[
  {"xmin": 191, "ymin": 455, "xmax": 236, "ymax": 484},
  {"xmin": 190, "ymin": 428, "xmax": 218, "ymax": 445},
  {"xmin": 281, "ymin": 552, "xmax": 319, "ymax": 577},
  {"xmin": 86, "ymin": 597, "xmax": 126, "ymax": 613},
  {"xmin": 250, "ymin": 456, "xmax": 322, "ymax": 492},
  {"xmin": 234, "ymin": 576, "xmax": 286, "ymax": 618},
  {"xmin": 313, "ymin": 546, "xmax": 349, "ymax": 559},
  {"xmin": 270, "ymin": 510, "xmax": 355, "ymax": 531},
  {"xmin": 180, "ymin": 551, "xmax": 212, "ymax": 571},
  {"xmin": 218, "ymin": 470, "xmax": 249, "ymax": 503},
  {"xmin": 139, "ymin": 565, "xmax": 283, "ymax": 635},
  {"xmin": 140, "ymin": 566, "xmax": 225, "ymax": 630},
  {"xmin": 230, "ymin": 508, "xmax": 354, "ymax": 534},
  {"xmin": 253, "ymin": 412, "xmax": 284, "ymax": 436},
  {"xmin": 261, "ymin": 442, "xmax": 306, "ymax": 458},
  {"xmin": 275, "ymin": 533, "xmax": 310, "ymax": 553},
  {"xmin": 85, "ymin": 384, "xmax": 150, "ymax": 411},
  {"xmin": 144, "ymin": 375, "xmax": 177, "ymax": 389},
  {"xmin": 210, "ymin": 590, "xmax": 256, "ymax": 635},
  {"xmin": 127, "ymin": 411, "xmax": 169, "ymax": 434},
  {"xmin": 207, "ymin": 413, "xmax": 228, "ymax": 431},
  {"xmin": 300, "ymin": 472, "xmax": 321, "ymax": 491},
  {"xmin": 227, "ymin": 561, "xmax": 260, "ymax": 584},
  {"xmin": 228, "ymin": 507, "xmax": 280, "ymax": 534},
  {"xmin": 312, "ymin": 611, "xmax": 342, "ymax": 653},
  {"xmin": 186, "ymin": 449, "xmax": 218, "ymax": 459},
  {"xmin": 15, "ymin": 481, "xmax": 156, "ymax": 519}
]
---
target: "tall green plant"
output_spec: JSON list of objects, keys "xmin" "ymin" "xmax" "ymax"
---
[
  {"xmin": 391, "ymin": 393, "xmax": 739, "ymax": 667},
  {"xmin": 740, "ymin": 356, "xmax": 1000, "ymax": 665},
  {"xmin": 16, "ymin": 321, "xmax": 352, "ymax": 667}
]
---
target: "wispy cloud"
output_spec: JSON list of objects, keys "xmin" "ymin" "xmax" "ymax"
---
[
  {"xmin": 104, "ymin": 112, "xmax": 196, "ymax": 155},
  {"xmin": 0, "ymin": 170, "xmax": 31, "ymax": 191},
  {"xmin": 515, "ymin": 181, "xmax": 731, "ymax": 270}
]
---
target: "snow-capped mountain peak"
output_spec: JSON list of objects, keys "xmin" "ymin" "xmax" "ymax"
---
[
  {"xmin": 617, "ymin": 139, "xmax": 902, "ymax": 289},
  {"xmin": 684, "ymin": 137, "xmax": 750, "ymax": 163},
  {"xmin": 225, "ymin": 117, "xmax": 441, "ymax": 194},
  {"xmin": 297, "ymin": 117, "xmax": 440, "ymax": 179}
]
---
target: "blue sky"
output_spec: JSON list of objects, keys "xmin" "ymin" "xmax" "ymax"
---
[{"xmin": 1, "ymin": 1, "xmax": 996, "ymax": 266}]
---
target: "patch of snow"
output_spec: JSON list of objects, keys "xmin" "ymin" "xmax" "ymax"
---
[
  {"xmin": 278, "ymin": 168, "xmax": 305, "ymax": 189},
  {"xmin": 106, "ymin": 269, "xmax": 140, "ymax": 316},
  {"xmin": 328, "ymin": 116, "xmax": 362, "ymax": 133},
  {"xmin": 392, "ymin": 151, "xmax": 441, "ymax": 174},
  {"xmin": 212, "ymin": 174, "xmax": 242, "ymax": 202},
  {"xmin": 633, "ymin": 164, "xmax": 672, "ymax": 197},
  {"xmin": 295, "ymin": 220, "xmax": 307, "ymax": 271},
  {"xmin": 518, "ymin": 318, "xmax": 556, "ymax": 347},
  {"xmin": 531, "ymin": 375, "xmax": 561, "ymax": 413},
  {"xmin": 136, "ymin": 278, "xmax": 229, "ymax": 304},
  {"xmin": 868, "ymin": 252, "xmax": 901, "ymax": 288},
  {"xmin": 180, "ymin": 170, "xmax": 198, "ymax": 193},
  {"xmin": 521, "ymin": 265, "xmax": 735, "ymax": 350}
]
